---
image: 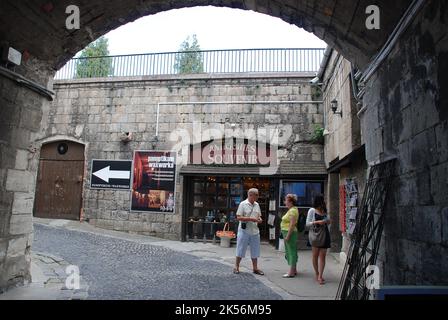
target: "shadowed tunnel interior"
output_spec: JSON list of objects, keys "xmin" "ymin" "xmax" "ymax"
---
[{"xmin": 1, "ymin": 0, "xmax": 447, "ymax": 294}]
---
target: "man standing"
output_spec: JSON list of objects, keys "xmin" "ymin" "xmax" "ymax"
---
[{"xmin": 233, "ymin": 188, "xmax": 264, "ymax": 275}]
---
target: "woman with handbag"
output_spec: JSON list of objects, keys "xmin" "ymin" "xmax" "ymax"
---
[
  {"xmin": 306, "ymin": 195, "xmax": 331, "ymax": 285},
  {"xmin": 281, "ymin": 194, "xmax": 299, "ymax": 278}
]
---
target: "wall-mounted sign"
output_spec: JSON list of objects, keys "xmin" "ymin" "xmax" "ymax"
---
[
  {"xmin": 131, "ymin": 151, "xmax": 176, "ymax": 213},
  {"xmin": 189, "ymin": 139, "xmax": 274, "ymax": 166},
  {"xmin": 90, "ymin": 160, "xmax": 132, "ymax": 190}
]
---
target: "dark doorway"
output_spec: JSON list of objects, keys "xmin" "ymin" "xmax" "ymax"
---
[
  {"xmin": 34, "ymin": 141, "xmax": 85, "ymax": 220},
  {"xmin": 242, "ymin": 177, "xmax": 270, "ymax": 241}
]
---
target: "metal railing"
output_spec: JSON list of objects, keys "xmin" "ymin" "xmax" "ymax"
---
[{"xmin": 55, "ymin": 48, "xmax": 326, "ymax": 80}]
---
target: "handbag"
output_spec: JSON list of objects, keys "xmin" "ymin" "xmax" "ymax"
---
[
  {"xmin": 308, "ymin": 224, "xmax": 326, "ymax": 247},
  {"xmin": 297, "ymin": 212, "xmax": 306, "ymax": 232},
  {"xmin": 216, "ymin": 223, "xmax": 236, "ymax": 239},
  {"xmin": 278, "ymin": 238, "xmax": 285, "ymax": 252}
]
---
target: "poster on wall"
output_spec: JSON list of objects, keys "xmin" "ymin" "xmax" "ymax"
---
[{"xmin": 131, "ymin": 150, "xmax": 176, "ymax": 213}]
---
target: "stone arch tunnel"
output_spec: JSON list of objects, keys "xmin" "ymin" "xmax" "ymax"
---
[{"xmin": 0, "ymin": 0, "xmax": 447, "ymax": 292}]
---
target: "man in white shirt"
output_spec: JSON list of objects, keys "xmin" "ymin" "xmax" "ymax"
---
[{"xmin": 233, "ymin": 188, "xmax": 264, "ymax": 275}]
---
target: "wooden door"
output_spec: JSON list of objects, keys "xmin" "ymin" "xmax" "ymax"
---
[{"xmin": 34, "ymin": 141, "xmax": 84, "ymax": 220}]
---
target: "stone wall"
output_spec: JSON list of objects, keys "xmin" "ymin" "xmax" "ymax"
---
[
  {"xmin": 323, "ymin": 51, "xmax": 362, "ymax": 167},
  {"xmin": 361, "ymin": 0, "xmax": 448, "ymax": 285},
  {"xmin": 0, "ymin": 59, "xmax": 52, "ymax": 291},
  {"xmin": 321, "ymin": 49, "xmax": 366, "ymax": 255},
  {"xmin": 45, "ymin": 74, "xmax": 324, "ymax": 240}
]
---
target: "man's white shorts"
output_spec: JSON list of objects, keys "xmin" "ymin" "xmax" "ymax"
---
[{"xmin": 235, "ymin": 229, "xmax": 261, "ymax": 259}]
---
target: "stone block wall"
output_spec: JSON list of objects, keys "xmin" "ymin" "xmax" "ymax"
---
[
  {"xmin": 360, "ymin": 0, "xmax": 448, "ymax": 285},
  {"xmin": 0, "ymin": 60, "xmax": 52, "ymax": 292},
  {"xmin": 45, "ymin": 74, "xmax": 324, "ymax": 240},
  {"xmin": 323, "ymin": 51, "xmax": 362, "ymax": 167}
]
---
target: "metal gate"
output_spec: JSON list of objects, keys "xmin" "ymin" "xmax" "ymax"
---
[
  {"xmin": 336, "ymin": 159, "xmax": 396, "ymax": 300},
  {"xmin": 34, "ymin": 141, "xmax": 85, "ymax": 220}
]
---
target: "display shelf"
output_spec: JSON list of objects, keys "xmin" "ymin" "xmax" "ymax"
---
[{"xmin": 345, "ymin": 178, "xmax": 358, "ymax": 235}]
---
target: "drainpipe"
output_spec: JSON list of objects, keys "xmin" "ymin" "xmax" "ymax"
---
[
  {"xmin": 0, "ymin": 65, "xmax": 54, "ymax": 100},
  {"xmin": 350, "ymin": 63, "xmax": 362, "ymax": 107},
  {"xmin": 317, "ymin": 47, "xmax": 333, "ymax": 81}
]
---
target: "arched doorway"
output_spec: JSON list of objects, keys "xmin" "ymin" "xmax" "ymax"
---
[{"xmin": 34, "ymin": 141, "xmax": 85, "ymax": 220}]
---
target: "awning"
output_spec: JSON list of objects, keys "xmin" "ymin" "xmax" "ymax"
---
[
  {"xmin": 179, "ymin": 160, "xmax": 327, "ymax": 177},
  {"xmin": 327, "ymin": 145, "xmax": 366, "ymax": 173}
]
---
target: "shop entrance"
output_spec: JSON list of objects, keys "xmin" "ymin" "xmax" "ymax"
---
[
  {"xmin": 242, "ymin": 177, "xmax": 270, "ymax": 241},
  {"xmin": 184, "ymin": 176, "xmax": 272, "ymax": 242}
]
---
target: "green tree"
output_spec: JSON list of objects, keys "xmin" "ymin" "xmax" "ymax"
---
[
  {"xmin": 174, "ymin": 34, "xmax": 204, "ymax": 74},
  {"xmin": 76, "ymin": 37, "xmax": 113, "ymax": 78}
]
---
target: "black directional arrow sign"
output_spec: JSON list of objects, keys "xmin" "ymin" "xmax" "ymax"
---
[{"xmin": 90, "ymin": 160, "xmax": 132, "ymax": 190}]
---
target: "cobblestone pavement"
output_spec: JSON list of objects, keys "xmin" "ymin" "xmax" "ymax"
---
[
  {"xmin": 33, "ymin": 223, "xmax": 282, "ymax": 300},
  {"xmin": 0, "ymin": 251, "xmax": 89, "ymax": 300},
  {"xmin": 32, "ymin": 252, "xmax": 89, "ymax": 300}
]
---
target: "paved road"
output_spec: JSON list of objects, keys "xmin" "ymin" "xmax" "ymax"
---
[{"xmin": 33, "ymin": 224, "xmax": 282, "ymax": 300}]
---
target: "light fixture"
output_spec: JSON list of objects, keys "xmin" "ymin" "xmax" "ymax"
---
[
  {"xmin": 309, "ymin": 77, "xmax": 322, "ymax": 86},
  {"xmin": 0, "ymin": 43, "xmax": 22, "ymax": 66},
  {"xmin": 331, "ymin": 99, "xmax": 342, "ymax": 117}
]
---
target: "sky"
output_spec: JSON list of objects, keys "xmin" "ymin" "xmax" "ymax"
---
[{"xmin": 99, "ymin": 6, "xmax": 327, "ymax": 55}]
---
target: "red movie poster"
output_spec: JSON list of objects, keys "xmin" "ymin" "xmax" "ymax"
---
[{"xmin": 131, "ymin": 151, "xmax": 176, "ymax": 213}]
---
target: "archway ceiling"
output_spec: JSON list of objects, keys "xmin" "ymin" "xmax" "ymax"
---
[{"xmin": 0, "ymin": 0, "xmax": 412, "ymax": 72}]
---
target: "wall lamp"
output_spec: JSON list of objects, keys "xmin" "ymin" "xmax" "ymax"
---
[{"xmin": 331, "ymin": 99, "xmax": 343, "ymax": 117}]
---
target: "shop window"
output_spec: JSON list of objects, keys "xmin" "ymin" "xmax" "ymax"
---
[
  {"xmin": 279, "ymin": 180, "xmax": 324, "ymax": 207},
  {"xmin": 205, "ymin": 195, "xmax": 216, "ymax": 207},
  {"xmin": 192, "ymin": 177, "xmax": 239, "ymax": 215},
  {"xmin": 194, "ymin": 182, "xmax": 204, "ymax": 193},
  {"xmin": 230, "ymin": 196, "xmax": 241, "ymax": 208},
  {"xmin": 187, "ymin": 177, "xmax": 243, "ymax": 240},
  {"xmin": 193, "ymin": 196, "xmax": 204, "ymax": 208},
  {"xmin": 218, "ymin": 182, "xmax": 229, "ymax": 195},
  {"xmin": 192, "ymin": 208, "xmax": 201, "ymax": 219},
  {"xmin": 217, "ymin": 195, "xmax": 227, "ymax": 207},
  {"xmin": 205, "ymin": 181, "xmax": 216, "ymax": 193},
  {"xmin": 230, "ymin": 183, "xmax": 242, "ymax": 195}
]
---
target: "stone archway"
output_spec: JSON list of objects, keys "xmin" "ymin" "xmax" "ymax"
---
[
  {"xmin": 0, "ymin": 0, "xmax": 412, "ymax": 73},
  {"xmin": 1, "ymin": 0, "xmax": 447, "ymax": 292}
]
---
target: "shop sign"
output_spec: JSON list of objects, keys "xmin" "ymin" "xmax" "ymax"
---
[{"xmin": 190, "ymin": 139, "xmax": 273, "ymax": 165}]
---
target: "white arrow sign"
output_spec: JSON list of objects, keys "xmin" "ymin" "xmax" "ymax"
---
[{"xmin": 93, "ymin": 166, "xmax": 130, "ymax": 183}]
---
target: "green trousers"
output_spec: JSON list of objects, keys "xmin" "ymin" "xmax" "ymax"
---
[{"xmin": 281, "ymin": 230, "xmax": 298, "ymax": 266}]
